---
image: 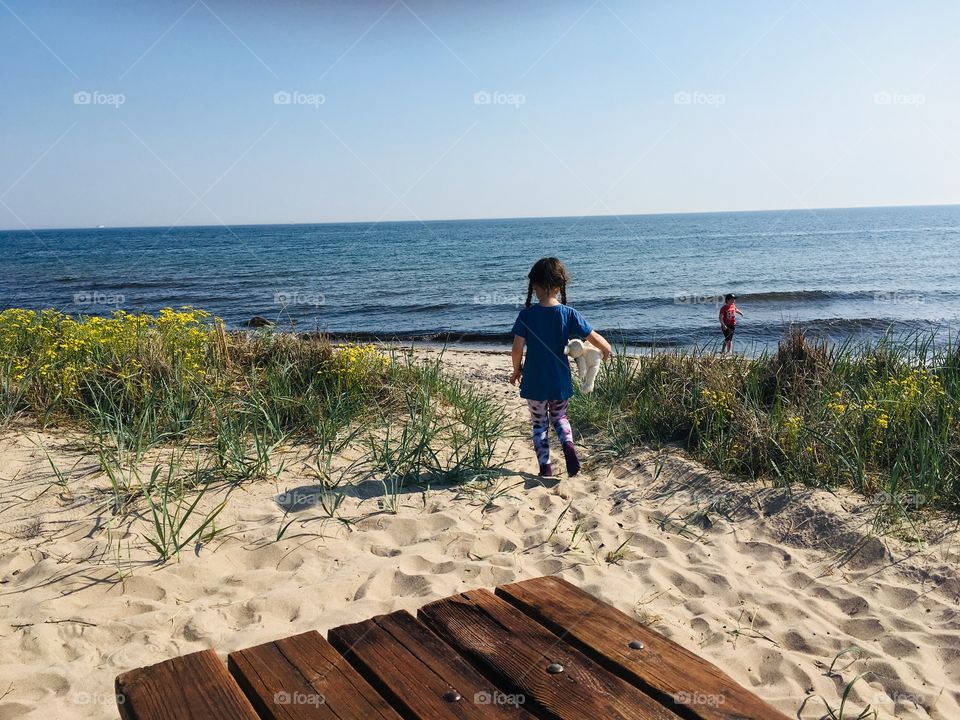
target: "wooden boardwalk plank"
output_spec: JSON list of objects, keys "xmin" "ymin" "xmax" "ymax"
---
[
  {"xmin": 329, "ymin": 609, "xmax": 536, "ymax": 719},
  {"xmin": 228, "ymin": 630, "xmax": 403, "ymax": 720},
  {"xmin": 496, "ymin": 576, "xmax": 791, "ymax": 720},
  {"xmin": 116, "ymin": 649, "xmax": 261, "ymax": 720},
  {"xmin": 418, "ymin": 588, "xmax": 681, "ymax": 720}
]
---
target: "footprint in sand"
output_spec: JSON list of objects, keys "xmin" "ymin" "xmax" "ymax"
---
[
  {"xmin": 632, "ymin": 534, "xmax": 669, "ymax": 558},
  {"xmin": 879, "ymin": 634, "xmax": 921, "ymax": 657},
  {"xmin": 8, "ymin": 672, "xmax": 70, "ymax": 701},
  {"xmin": 835, "ymin": 595, "xmax": 870, "ymax": 617},
  {"xmin": 398, "ymin": 555, "xmax": 456, "ymax": 575},
  {"xmin": 390, "ymin": 570, "xmax": 435, "ymax": 598},
  {"xmin": 841, "ymin": 616, "xmax": 886, "ymax": 641},
  {"xmin": 115, "ymin": 574, "xmax": 168, "ymax": 602},
  {"xmin": 876, "ymin": 583, "xmax": 920, "ymax": 610},
  {"xmin": 667, "ymin": 571, "xmax": 706, "ymax": 598},
  {"xmin": 102, "ymin": 632, "xmax": 166, "ymax": 671},
  {"xmin": 369, "ymin": 544, "xmax": 401, "ymax": 558},
  {"xmin": 534, "ymin": 558, "xmax": 564, "ymax": 575}
]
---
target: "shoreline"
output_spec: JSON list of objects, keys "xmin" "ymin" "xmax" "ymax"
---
[{"xmin": 181, "ymin": 319, "xmax": 960, "ymax": 356}]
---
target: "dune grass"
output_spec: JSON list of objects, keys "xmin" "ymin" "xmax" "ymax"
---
[
  {"xmin": 0, "ymin": 307, "xmax": 381, "ymax": 446},
  {"xmin": 571, "ymin": 329, "xmax": 960, "ymax": 515},
  {"xmin": 0, "ymin": 307, "xmax": 511, "ymax": 560}
]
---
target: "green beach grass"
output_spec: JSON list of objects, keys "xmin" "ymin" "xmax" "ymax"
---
[
  {"xmin": 0, "ymin": 308, "xmax": 506, "ymax": 469},
  {"xmin": 0, "ymin": 307, "xmax": 511, "ymax": 560},
  {"xmin": 3, "ymin": 306, "xmax": 958, "ymax": 561},
  {"xmin": 571, "ymin": 329, "xmax": 960, "ymax": 517}
]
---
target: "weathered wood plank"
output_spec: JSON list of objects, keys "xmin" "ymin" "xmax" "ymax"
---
[
  {"xmin": 329, "ymin": 610, "xmax": 535, "ymax": 719},
  {"xmin": 116, "ymin": 649, "xmax": 261, "ymax": 720},
  {"xmin": 418, "ymin": 588, "xmax": 680, "ymax": 720},
  {"xmin": 228, "ymin": 630, "xmax": 402, "ymax": 720},
  {"xmin": 496, "ymin": 576, "xmax": 791, "ymax": 720}
]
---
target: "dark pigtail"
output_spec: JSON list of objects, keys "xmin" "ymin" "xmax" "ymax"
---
[{"xmin": 526, "ymin": 257, "xmax": 572, "ymax": 306}]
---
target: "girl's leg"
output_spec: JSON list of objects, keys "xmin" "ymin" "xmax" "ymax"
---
[
  {"xmin": 547, "ymin": 400, "xmax": 580, "ymax": 476},
  {"xmin": 526, "ymin": 399, "xmax": 553, "ymax": 475},
  {"xmin": 547, "ymin": 400, "xmax": 573, "ymax": 444}
]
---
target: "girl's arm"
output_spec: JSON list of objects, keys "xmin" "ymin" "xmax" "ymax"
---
[
  {"xmin": 586, "ymin": 330, "xmax": 612, "ymax": 361},
  {"xmin": 510, "ymin": 335, "xmax": 525, "ymax": 385},
  {"xmin": 736, "ymin": 309, "xmax": 744, "ymax": 317}
]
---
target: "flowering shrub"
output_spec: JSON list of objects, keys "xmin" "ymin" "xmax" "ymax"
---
[
  {"xmin": 0, "ymin": 307, "xmax": 214, "ymax": 404},
  {"xmin": 571, "ymin": 331, "xmax": 960, "ymax": 512},
  {"xmin": 328, "ymin": 343, "xmax": 390, "ymax": 388},
  {"xmin": 0, "ymin": 310, "xmax": 393, "ymax": 435}
]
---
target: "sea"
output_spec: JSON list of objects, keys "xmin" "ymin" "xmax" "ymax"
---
[{"xmin": 3, "ymin": 205, "xmax": 960, "ymax": 353}]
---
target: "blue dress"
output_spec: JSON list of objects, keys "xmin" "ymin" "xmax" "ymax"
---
[{"xmin": 511, "ymin": 304, "xmax": 593, "ymax": 401}]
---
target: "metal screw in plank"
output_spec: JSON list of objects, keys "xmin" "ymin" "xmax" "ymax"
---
[
  {"xmin": 442, "ymin": 690, "xmax": 461, "ymax": 702},
  {"xmin": 546, "ymin": 662, "xmax": 565, "ymax": 674},
  {"xmin": 628, "ymin": 640, "xmax": 644, "ymax": 650}
]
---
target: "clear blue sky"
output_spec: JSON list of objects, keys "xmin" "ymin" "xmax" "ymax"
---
[{"xmin": 1, "ymin": 0, "xmax": 958, "ymax": 229}]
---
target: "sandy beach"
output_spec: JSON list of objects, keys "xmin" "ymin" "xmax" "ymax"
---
[{"xmin": 1, "ymin": 348, "xmax": 958, "ymax": 720}]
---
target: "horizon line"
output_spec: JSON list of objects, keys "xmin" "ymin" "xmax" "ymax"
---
[{"xmin": 2, "ymin": 201, "xmax": 959, "ymax": 233}]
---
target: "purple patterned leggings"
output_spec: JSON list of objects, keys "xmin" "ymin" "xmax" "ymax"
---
[{"xmin": 526, "ymin": 399, "xmax": 574, "ymax": 465}]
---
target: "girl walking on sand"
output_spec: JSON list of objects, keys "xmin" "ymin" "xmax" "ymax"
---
[{"xmin": 509, "ymin": 258, "xmax": 611, "ymax": 477}]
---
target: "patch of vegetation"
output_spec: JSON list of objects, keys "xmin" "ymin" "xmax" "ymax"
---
[
  {"xmin": 0, "ymin": 307, "xmax": 511, "ymax": 560},
  {"xmin": 571, "ymin": 329, "xmax": 960, "ymax": 514}
]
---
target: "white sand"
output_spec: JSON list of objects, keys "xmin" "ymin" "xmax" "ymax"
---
[{"xmin": 1, "ymin": 349, "xmax": 958, "ymax": 719}]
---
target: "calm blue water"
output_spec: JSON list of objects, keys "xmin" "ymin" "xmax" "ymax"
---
[{"xmin": 3, "ymin": 205, "xmax": 960, "ymax": 350}]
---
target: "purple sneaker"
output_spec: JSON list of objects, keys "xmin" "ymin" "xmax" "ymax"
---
[
  {"xmin": 561, "ymin": 442, "xmax": 581, "ymax": 477},
  {"xmin": 538, "ymin": 463, "xmax": 554, "ymax": 477}
]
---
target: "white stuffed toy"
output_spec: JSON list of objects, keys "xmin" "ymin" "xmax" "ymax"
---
[{"xmin": 565, "ymin": 338, "xmax": 603, "ymax": 394}]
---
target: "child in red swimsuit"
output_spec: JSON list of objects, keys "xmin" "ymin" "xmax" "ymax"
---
[{"xmin": 719, "ymin": 293, "xmax": 743, "ymax": 354}]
